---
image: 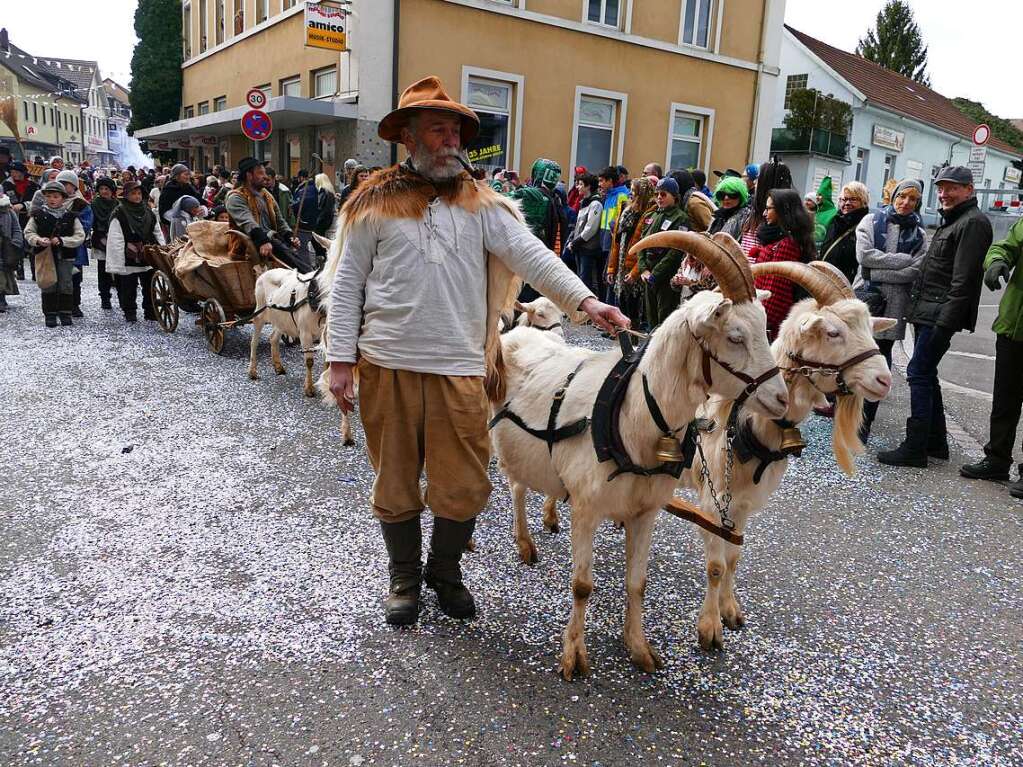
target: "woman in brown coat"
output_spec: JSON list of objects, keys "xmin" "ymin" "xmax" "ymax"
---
[{"xmin": 606, "ymin": 177, "xmax": 656, "ymax": 329}]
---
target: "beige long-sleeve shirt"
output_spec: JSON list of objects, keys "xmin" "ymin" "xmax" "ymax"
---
[{"xmin": 326, "ymin": 197, "xmax": 593, "ymax": 376}]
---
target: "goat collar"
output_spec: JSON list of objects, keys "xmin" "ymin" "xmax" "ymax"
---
[
  {"xmin": 783, "ymin": 348, "xmax": 883, "ymax": 396},
  {"xmin": 732, "ymin": 416, "xmax": 803, "ymax": 484}
]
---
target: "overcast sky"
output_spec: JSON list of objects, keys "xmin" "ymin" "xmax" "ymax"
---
[{"xmin": 1, "ymin": 0, "xmax": 1018, "ymax": 117}]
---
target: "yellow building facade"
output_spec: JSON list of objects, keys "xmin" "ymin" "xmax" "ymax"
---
[{"xmin": 138, "ymin": 0, "xmax": 785, "ymax": 184}]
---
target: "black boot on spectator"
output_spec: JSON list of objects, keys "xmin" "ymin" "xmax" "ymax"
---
[
  {"xmin": 878, "ymin": 418, "xmax": 929, "ymax": 468},
  {"xmin": 960, "ymin": 457, "xmax": 1011, "ymax": 482},
  {"xmin": 927, "ymin": 429, "xmax": 949, "ymax": 460},
  {"xmin": 1009, "ymin": 468, "xmax": 1023, "ymax": 500},
  {"xmin": 0, "ymin": 295, "xmax": 7, "ymax": 313}
]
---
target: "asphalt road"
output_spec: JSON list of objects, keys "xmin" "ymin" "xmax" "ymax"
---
[{"xmin": 2, "ymin": 272, "xmax": 1021, "ymax": 766}]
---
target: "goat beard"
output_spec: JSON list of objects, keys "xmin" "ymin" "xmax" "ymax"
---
[{"xmin": 410, "ymin": 145, "xmax": 467, "ymax": 182}]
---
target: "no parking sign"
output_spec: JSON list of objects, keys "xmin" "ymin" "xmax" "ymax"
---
[{"xmin": 241, "ymin": 109, "xmax": 273, "ymax": 142}]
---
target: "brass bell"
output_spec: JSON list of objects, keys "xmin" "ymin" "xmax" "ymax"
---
[
  {"xmin": 655, "ymin": 436, "xmax": 685, "ymax": 463},
  {"xmin": 779, "ymin": 426, "xmax": 806, "ymax": 455}
]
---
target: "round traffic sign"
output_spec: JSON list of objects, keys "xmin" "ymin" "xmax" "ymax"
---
[
  {"xmin": 972, "ymin": 124, "xmax": 990, "ymax": 146},
  {"xmin": 245, "ymin": 88, "xmax": 268, "ymax": 110},
  {"xmin": 241, "ymin": 109, "xmax": 273, "ymax": 141}
]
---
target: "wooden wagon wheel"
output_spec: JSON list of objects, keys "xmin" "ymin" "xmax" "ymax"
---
[
  {"xmin": 201, "ymin": 298, "xmax": 227, "ymax": 354},
  {"xmin": 150, "ymin": 270, "xmax": 179, "ymax": 333}
]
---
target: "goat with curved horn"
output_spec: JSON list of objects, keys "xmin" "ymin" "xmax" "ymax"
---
[
  {"xmin": 629, "ymin": 231, "xmax": 755, "ymax": 303},
  {"xmin": 807, "ymin": 260, "xmax": 856, "ymax": 301},
  {"xmin": 750, "ymin": 260, "xmax": 846, "ymax": 307}
]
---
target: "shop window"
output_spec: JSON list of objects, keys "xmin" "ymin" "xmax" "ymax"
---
[
  {"xmin": 213, "ymin": 96, "xmax": 226, "ymax": 112},
  {"xmin": 313, "ymin": 67, "xmax": 337, "ymax": 99},
  {"xmin": 669, "ymin": 110, "xmax": 703, "ymax": 170},
  {"xmin": 465, "ymin": 78, "xmax": 513, "ymax": 172},
  {"xmin": 784, "ymin": 74, "xmax": 808, "ymax": 110},
  {"xmin": 681, "ymin": 0, "xmax": 714, "ymax": 48},
  {"xmin": 574, "ymin": 95, "xmax": 617, "ymax": 173},
  {"xmin": 587, "ymin": 0, "xmax": 621, "ymax": 28},
  {"xmin": 280, "ymin": 76, "xmax": 302, "ymax": 97}
]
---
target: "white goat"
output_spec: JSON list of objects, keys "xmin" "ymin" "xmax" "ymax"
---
[
  {"xmin": 680, "ymin": 261, "xmax": 896, "ymax": 651},
  {"xmin": 491, "ymin": 232, "xmax": 790, "ymax": 680}
]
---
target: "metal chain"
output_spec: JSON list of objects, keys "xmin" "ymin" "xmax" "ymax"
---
[{"xmin": 694, "ymin": 424, "xmax": 736, "ymax": 531}]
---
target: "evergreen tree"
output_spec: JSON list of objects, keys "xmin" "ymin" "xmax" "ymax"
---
[
  {"xmin": 128, "ymin": 0, "xmax": 183, "ymax": 133},
  {"xmin": 856, "ymin": 0, "xmax": 930, "ymax": 86}
]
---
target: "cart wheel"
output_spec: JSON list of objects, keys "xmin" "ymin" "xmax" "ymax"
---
[
  {"xmin": 150, "ymin": 270, "xmax": 179, "ymax": 333},
  {"xmin": 201, "ymin": 299, "xmax": 227, "ymax": 354}
]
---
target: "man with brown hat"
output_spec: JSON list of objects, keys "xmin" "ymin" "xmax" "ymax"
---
[{"xmin": 326, "ymin": 76, "xmax": 628, "ymax": 626}]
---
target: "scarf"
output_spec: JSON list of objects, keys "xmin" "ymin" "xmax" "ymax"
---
[
  {"xmin": 873, "ymin": 205, "xmax": 923, "ymax": 255},
  {"xmin": 116, "ymin": 199, "xmax": 155, "ymax": 241},
  {"xmin": 712, "ymin": 203, "xmax": 744, "ymax": 226},
  {"xmin": 831, "ymin": 206, "xmax": 868, "ymax": 237},
  {"xmin": 756, "ymin": 223, "xmax": 785, "ymax": 245},
  {"xmin": 91, "ymin": 195, "xmax": 119, "ymax": 231}
]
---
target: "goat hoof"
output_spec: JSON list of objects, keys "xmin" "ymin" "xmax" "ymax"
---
[
  {"xmin": 343, "ymin": 437, "xmax": 356, "ymax": 447},
  {"xmin": 697, "ymin": 619, "xmax": 724, "ymax": 651},
  {"xmin": 628, "ymin": 640, "xmax": 665, "ymax": 673},
  {"xmin": 559, "ymin": 643, "xmax": 590, "ymax": 681},
  {"xmin": 517, "ymin": 538, "xmax": 538, "ymax": 566},
  {"xmin": 304, "ymin": 388, "xmax": 316, "ymax": 398},
  {"xmin": 248, "ymin": 371, "xmax": 260, "ymax": 381},
  {"xmin": 274, "ymin": 366, "xmax": 286, "ymax": 376},
  {"xmin": 721, "ymin": 610, "xmax": 746, "ymax": 631}
]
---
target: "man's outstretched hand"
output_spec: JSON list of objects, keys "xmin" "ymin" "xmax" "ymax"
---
[{"xmin": 579, "ymin": 296, "xmax": 631, "ymax": 334}]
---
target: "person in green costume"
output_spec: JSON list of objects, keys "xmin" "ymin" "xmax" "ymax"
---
[{"xmin": 812, "ymin": 175, "xmax": 837, "ymax": 251}]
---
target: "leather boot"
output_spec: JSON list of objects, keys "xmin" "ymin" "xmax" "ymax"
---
[
  {"xmin": 379, "ymin": 517, "xmax": 422, "ymax": 626},
  {"xmin": 927, "ymin": 425, "xmax": 950, "ymax": 460},
  {"xmin": 878, "ymin": 418, "xmax": 929, "ymax": 468},
  {"xmin": 960, "ymin": 457, "xmax": 1011, "ymax": 482},
  {"xmin": 424, "ymin": 517, "xmax": 477, "ymax": 619},
  {"xmin": 1010, "ymin": 467, "xmax": 1023, "ymax": 500}
]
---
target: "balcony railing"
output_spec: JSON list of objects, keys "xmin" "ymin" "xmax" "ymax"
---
[{"xmin": 770, "ymin": 128, "xmax": 850, "ymax": 161}]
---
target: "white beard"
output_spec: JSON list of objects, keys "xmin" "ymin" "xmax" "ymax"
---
[{"xmin": 411, "ymin": 145, "xmax": 464, "ymax": 182}]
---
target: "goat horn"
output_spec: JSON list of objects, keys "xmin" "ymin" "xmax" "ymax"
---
[
  {"xmin": 750, "ymin": 261, "xmax": 843, "ymax": 306},
  {"xmin": 628, "ymin": 230, "xmax": 755, "ymax": 303},
  {"xmin": 807, "ymin": 260, "xmax": 856, "ymax": 301}
]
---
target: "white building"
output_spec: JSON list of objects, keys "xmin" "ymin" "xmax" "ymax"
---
[
  {"xmin": 36, "ymin": 57, "xmax": 113, "ymax": 166},
  {"xmin": 773, "ymin": 26, "xmax": 1022, "ymax": 220}
]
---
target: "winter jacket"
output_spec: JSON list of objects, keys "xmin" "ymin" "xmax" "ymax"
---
[
  {"xmin": 271, "ymin": 182, "xmax": 296, "ymax": 229},
  {"xmin": 854, "ymin": 211, "xmax": 929, "ymax": 341},
  {"xmin": 749, "ymin": 234, "xmax": 803, "ymax": 339},
  {"xmin": 158, "ymin": 178, "xmax": 202, "ymax": 222},
  {"xmin": 708, "ymin": 202, "xmax": 748, "ymax": 241},
  {"xmin": 24, "ymin": 207, "xmax": 85, "ymax": 260},
  {"xmin": 600, "ymin": 184, "xmax": 630, "ymax": 251},
  {"xmin": 571, "ymin": 195, "xmax": 603, "ymax": 254},
  {"xmin": 636, "ymin": 205, "xmax": 689, "ymax": 285},
  {"xmin": 68, "ymin": 197, "xmax": 93, "ymax": 267},
  {"xmin": 2, "ymin": 178, "xmax": 39, "ymax": 228},
  {"xmin": 291, "ymin": 182, "xmax": 319, "ymax": 230},
  {"xmin": 608, "ymin": 204, "xmax": 656, "ymax": 281},
  {"xmin": 165, "ymin": 196, "xmax": 206, "ymax": 241},
  {"xmin": 509, "ymin": 184, "xmax": 567, "ymax": 251},
  {"xmin": 985, "ymin": 217, "xmax": 1023, "ymax": 342},
  {"xmin": 819, "ymin": 207, "xmax": 869, "ymax": 284},
  {"xmin": 906, "ymin": 197, "xmax": 992, "ymax": 332},
  {"xmin": 314, "ymin": 189, "xmax": 337, "ymax": 236}
]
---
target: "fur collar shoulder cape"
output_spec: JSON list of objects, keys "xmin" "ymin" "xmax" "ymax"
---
[{"xmin": 339, "ymin": 163, "xmax": 523, "ymax": 400}]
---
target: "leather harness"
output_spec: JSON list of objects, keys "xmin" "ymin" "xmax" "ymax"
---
[
  {"xmin": 489, "ymin": 360, "xmax": 589, "ymax": 455},
  {"xmin": 732, "ymin": 417, "xmax": 803, "ymax": 484},
  {"xmin": 783, "ymin": 348, "xmax": 884, "ymax": 395}
]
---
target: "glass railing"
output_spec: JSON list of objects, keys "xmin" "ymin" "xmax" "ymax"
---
[{"xmin": 770, "ymin": 128, "xmax": 850, "ymax": 160}]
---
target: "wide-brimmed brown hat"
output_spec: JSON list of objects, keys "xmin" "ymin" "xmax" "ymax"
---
[{"xmin": 378, "ymin": 76, "xmax": 480, "ymax": 144}]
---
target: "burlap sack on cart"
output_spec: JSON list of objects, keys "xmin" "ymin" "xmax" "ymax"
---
[
  {"xmin": 34, "ymin": 246, "xmax": 57, "ymax": 290},
  {"xmin": 173, "ymin": 221, "xmax": 258, "ymax": 292}
]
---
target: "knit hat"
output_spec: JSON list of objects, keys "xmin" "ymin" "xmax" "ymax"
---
[
  {"xmin": 894, "ymin": 178, "xmax": 924, "ymax": 197},
  {"xmin": 95, "ymin": 177, "xmax": 117, "ymax": 193},
  {"xmin": 656, "ymin": 177, "xmax": 680, "ymax": 198},
  {"xmin": 55, "ymin": 169, "xmax": 80, "ymax": 188},
  {"xmin": 170, "ymin": 163, "xmax": 189, "ymax": 179},
  {"xmin": 41, "ymin": 180, "xmax": 69, "ymax": 197},
  {"xmin": 714, "ymin": 175, "xmax": 749, "ymax": 205},
  {"xmin": 178, "ymin": 195, "xmax": 201, "ymax": 212},
  {"xmin": 122, "ymin": 180, "xmax": 142, "ymax": 195}
]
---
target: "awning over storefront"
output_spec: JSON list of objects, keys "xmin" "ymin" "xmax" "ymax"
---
[{"xmin": 134, "ymin": 96, "xmax": 359, "ymax": 141}]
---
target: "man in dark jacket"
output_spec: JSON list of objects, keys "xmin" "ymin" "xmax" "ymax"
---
[
  {"xmin": 879, "ymin": 166, "xmax": 993, "ymax": 468},
  {"xmin": 960, "ymin": 217, "xmax": 1023, "ymax": 498}
]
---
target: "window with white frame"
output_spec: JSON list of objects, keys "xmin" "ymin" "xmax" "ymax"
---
[
  {"xmin": 575, "ymin": 96, "xmax": 617, "ymax": 173},
  {"xmin": 182, "ymin": 1, "xmax": 192, "ymax": 59},
  {"xmin": 465, "ymin": 77, "xmax": 513, "ymax": 171},
  {"xmin": 213, "ymin": 96, "xmax": 226, "ymax": 112},
  {"xmin": 855, "ymin": 148, "xmax": 868, "ymax": 182},
  {"xmin": 256, "ymin": 0, "xmax": 268, "ymax": 23},
  {"xmin": 280, "ymin": 76, "xmax": 302, "ymax": 97},
  {"xmin": 587, "ymin": 0, "xmax": 621, "ymax": 28},
  {"xmin": 198, "ymin": 101, "xmax": 210, "ymax": 115},
  {"xmin": 313, "ymin": 68, "xmax": 336, "ymax": 98},
  {"xmin": 183, "ymin": 105, "xmax": 195, "ymax": 119},
  {"xmin": 681, "ymin": 0, "xmax": 713, "ymax": 48},
  {"xmin": 883, "ymin": 153, "xmax": 896, "ymax": 186},
  {"xmin": 233, "ymin": 0, "xmax": 244, "ymax": 34},
  {"xmin": 784, "ymin": 74, "xmax": 808, "ymax": 110},
  {"xmin": 669, "ymin": 110, "xmax": 703, "ymax": 171},
  {"xmin": 283, "ymin": 0, "xmax": 296, "ymax": 8},
  {"xmin": 215, "ymin": 0, "xmax": 225, "ymax": 45},
  {"xmin": 199, "ymin": 0, "xmax": 208, "ymax": 52}
]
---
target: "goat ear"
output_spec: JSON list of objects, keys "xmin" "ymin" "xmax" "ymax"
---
[
  {"xmin": 312, "ymin": 233, "xmax": 333, "ymax": 251},
  {"xmin": 713, "ymin": 298, "xmax": 733, "ymax": 318},
  {"xmin": 755, "ymin": 289, "xmax": 772, "ymax": 302},
  {"xmin": 872, "ymin": 316, "xmax": 897, "ymax": 333},
  {"xmin": 690, "ymin": 295, "xmax": 729, "ymax": 334},
  {"xmin": 514, "ymin": 301, "xmax": 527, "ymax": 313},
  {"xmin": 799, "ymin": 314, "xmax": 825, "ymax": 334}
]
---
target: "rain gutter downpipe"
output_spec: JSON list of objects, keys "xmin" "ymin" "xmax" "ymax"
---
[{"xmin": 390, "ymin": 0, "xmax": 400, "ymax": 166}]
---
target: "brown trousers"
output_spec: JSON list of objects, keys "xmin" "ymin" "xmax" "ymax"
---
[{"xmin": 358, "ymin": 360, "xmax": 492, "ymax": 524}]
